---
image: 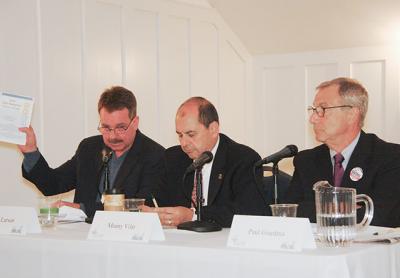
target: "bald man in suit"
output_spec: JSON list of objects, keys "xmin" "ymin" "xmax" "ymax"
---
[{"xmin": 144, "ymin": 97, "xmax": 267, "ymax": 227}]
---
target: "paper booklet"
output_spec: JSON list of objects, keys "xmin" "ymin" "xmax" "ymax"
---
[
  {"xmin": 355, "ymin": 227, "xmax": 400, "ymax": 244},
  {"xmin": 0, "ymin": 92, "xmax": 34, "ymax": 145}
]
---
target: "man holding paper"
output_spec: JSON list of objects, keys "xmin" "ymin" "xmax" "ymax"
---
[
  {"xmin": 284, "ymin": 77, "xmax": 400, "ymax": 227},
  {"xmin": 143, "ymin": 97, "xmax": 266, "ymax": 227},
  {"xmin": 18, "ymin": 86, "xmax": 165, "ymax": 218}
]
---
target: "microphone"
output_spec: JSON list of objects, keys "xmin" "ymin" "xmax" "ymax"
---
[
  {"xmin": 255, "ymin": 145, "xmax": 298, "ymax": 167},
  {"xmin": 178, "ymin": 150, "xmax": 222, "ymax": 232},
  {"xmin": 101, "ymin": 147, "xmax": 113, "ymax": 193},
  {"xmin": 185, "ymin": 151, "xmax": 213, "ymax": 173},
  {"xmin": 102, "ymin": 147, "xmax": 113, "ymax": 163}
]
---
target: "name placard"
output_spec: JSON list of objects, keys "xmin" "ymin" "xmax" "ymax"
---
[
  {"xmin": 0, "ymin": 206, "xmax": 41, "ymax": 235},
  {"xmin": 87, "ymin": 211, "xmax": 165, "ymax": 242},
  {"xmin": 227, "ymin": 215, "xmax": 316, "ymax": 252}
]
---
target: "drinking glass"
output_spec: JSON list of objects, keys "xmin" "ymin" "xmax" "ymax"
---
[
  {"xmin": 124, "ymin": 198, "xmax": 145, "ymax": 212},
  {"xmin": 38, "ymin": 196, "xmax": 60, "ymax": 228},
  {"xmin": 270, "ymin": 204, "xmax": 298, "ymax": 217}
]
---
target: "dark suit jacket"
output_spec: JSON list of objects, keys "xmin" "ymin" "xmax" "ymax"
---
[
  {"xmin": 154, "ymin": 133, "xmax": 267, "ymax": 228},
  {"xmin": 285, "ymin": 131, "xmax": 400, "ymax": 227},
  {"xmin": 22, "ymin": 130, "xmax": 165, "ymax": 218}
]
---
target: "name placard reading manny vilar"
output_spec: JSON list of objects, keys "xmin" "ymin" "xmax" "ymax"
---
[{"xmin": 88, "ymin": 211, "xmax": 164, "ymax": 242}]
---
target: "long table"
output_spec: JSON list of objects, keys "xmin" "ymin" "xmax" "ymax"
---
[{"xmin": 0, "ymin": 222, "xmax": 399, "ymax": 278}]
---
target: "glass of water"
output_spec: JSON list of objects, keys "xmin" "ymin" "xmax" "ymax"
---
[
  {"xmin": 124, "ymin": 198, "xmax": 145, "ymax": 212},
  {"xmin": 38, "ymin": 196, "xmax": 60, "ymax": 228},
  {"xmin": 270, "ymin": 204, "xmax": 298, "ymax": 217}
]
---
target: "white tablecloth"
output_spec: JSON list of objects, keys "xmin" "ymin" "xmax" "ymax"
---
[{"xmin": 0, "ymin": 223, "xmax": 399, "ymax": 278}]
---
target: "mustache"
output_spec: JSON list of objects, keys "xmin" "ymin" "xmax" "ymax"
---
[{"xmin": 108, "ymin": 139, "xmax": 123, "ymax": 144}]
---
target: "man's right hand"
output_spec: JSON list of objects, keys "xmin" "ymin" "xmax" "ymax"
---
[{"xmin": 18, "ymin": 126, "xmax": 38, "ymax": 153}]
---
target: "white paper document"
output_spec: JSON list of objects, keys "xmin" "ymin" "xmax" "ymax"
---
[
  {"xmin": 355, "ymin": 227, "xmax": 400, "ymax": 244},
  {"xmin": 0, "ymin": 92, "xmax": 34, "ymax": 145},
  {"xmin": 58, "ymin": 206, "xmax": 87, "ymax": 222}
]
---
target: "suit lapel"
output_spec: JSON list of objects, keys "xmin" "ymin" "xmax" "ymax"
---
[
  {"xmin": 95, "ymin": 150, "xmax": 104, "ymax": 185},
  {"xmin": 207, "ymin": 138, "xmax": 226, "ymax": 205},
  {"xmin": 91, "ymin": 140, "xmax": 107, "ymax": 197},
  {"xmin": 342, "ymin": 131, "xmax": 369, "ymax": 189},
  {"xmin": 184, "ymin": 171, "xmax": 195, "ymax": 205},
  {"xmin": 315, "ymin": 145, "xmax": 334, "ymax": 184}
]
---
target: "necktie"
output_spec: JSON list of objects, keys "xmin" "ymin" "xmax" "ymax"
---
[
  {"xmin": 333, "ymin": 153, "xmax": 345, "ymax": 187},
  {"xmin": 191, "ymin": 170, "xmax": 202, "ymax": 207}
]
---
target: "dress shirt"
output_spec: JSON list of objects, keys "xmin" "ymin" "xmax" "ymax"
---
[{"xmin": 329, "ymin": 132, "xmax": 360, "ymax": 172}]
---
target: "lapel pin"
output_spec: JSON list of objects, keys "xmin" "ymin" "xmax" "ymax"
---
[
  {"xmin": 218, "ymin": 173, "xmax": 223, "ymax": 180},
  {"xmin": 350, "ymin": 167, "xmax": 363, "ymax": 181}
]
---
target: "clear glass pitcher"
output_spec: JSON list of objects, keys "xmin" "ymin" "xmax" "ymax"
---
[{"xmin": 313, "ymin": 181, "xmax": 374, "ymax": 247}]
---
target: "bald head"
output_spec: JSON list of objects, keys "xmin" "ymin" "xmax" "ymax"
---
[
  {"xmin": 175, "ymin": 97, "xmax": 220, "ymax": 159},
  {"xmin": 177, "ymin": 97, "xmax": 219, "ymax": 128}
]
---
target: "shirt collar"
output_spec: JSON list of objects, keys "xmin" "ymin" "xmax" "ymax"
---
[
  {"xmin": 199, "ymin": 135, "xmax": 219, "ymax": 171},
  {"xmin": 329, "ymin": 131, "xmax": 361, "ymax": 169}
]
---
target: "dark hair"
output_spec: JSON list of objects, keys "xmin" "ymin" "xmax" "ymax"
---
[
  {"xmin": 98, "ymin": 86, "xmax": 137, "ymax": 119},
  {"xmin": 179, "ymin": 97, "xmax": 219, "ymax": 127}
]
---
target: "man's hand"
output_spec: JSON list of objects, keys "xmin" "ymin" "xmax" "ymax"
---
[
  {"xmin": 141, "ymin": 205, "xmax": 194, "ymax": 226},
  {"xmin": 18, "ymin": 126, "xmax": 38, "ymax": 153},
  {"xmin": 55, "ymin": 200, "xmax": 80, "ymax": 209}
]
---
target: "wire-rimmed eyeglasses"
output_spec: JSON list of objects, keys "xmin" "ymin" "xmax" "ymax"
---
[
  {"xmin": 97, "ymin": 118, "xmax": 134, "ymax": 135},
  {"xmin": 307, "ymin": 105, "xmax": 353, "ymax": 117}
]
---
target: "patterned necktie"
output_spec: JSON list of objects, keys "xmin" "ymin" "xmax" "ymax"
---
[
  {"xmin": 191, "ymin": 170, "xmax": 202, "ymax": 207},
  {"xmin": 333, "ymin": 153, "xmax": 345, "ymax": 187}
]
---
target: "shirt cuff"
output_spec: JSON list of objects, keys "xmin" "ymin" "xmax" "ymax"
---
[
  {"xmin": 22, "ymin": 150, "xmax": 41, "ymax": 172},
  {"xmin": 191, "ymin": 207, "xmax": 196, "ymax": 221}
]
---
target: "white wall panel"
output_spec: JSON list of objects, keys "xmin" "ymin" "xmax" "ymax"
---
[
  {"xmin": 123, "ymin": 8, "xmax": 159, "ymax": 141},
  {"xmin": 219, "ymin": 40, "xmax": 246, "ymax": 143},
  {"xmin": 40, "ymin": 0, "xmax": 84, "ymax": 164},
  {"xmin": 190, "ymin": 21, "xmax": 219, "ymax": 104},
  {"xmin": 305, "ymin": 63, "xmax": 339, "ymax": 148},
  {"xmin": 158, "ymin": 15, "xmax": 190, "ymax": 146},
  {"xmin": 84, "ymin": 0, "xmax": 123, "ymax": 135},
  {"xmin": 351, "ymin": 61, "xmax": 385, "ymax": 135},
  {"xmin": 0, "ymin": 0, "xmax": 42, "ymax": 206},
  {"xmin": 260, "ymin": 66, "xmax": 304, "ymax": 172}
]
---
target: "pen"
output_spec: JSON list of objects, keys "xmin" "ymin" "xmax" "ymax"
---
[{"xmin": 151, "ymin": 194, "xmax": 159, "ymax": 208}]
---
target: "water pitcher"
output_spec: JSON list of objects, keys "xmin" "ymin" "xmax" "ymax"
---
[{"xmin": 313, "ymin": 181, "xmax": 374, "ymax": 247}]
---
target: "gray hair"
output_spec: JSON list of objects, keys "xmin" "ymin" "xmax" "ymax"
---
[{"xmin": 317, "ymin": 77, "xmax": 368, "ymax": 127}]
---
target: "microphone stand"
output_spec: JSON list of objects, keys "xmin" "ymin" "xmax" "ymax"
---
[
  {"xmin": 177, "ymin": 167, "xmax": 222, "ymax": 232},
  {"xmin": 272, "ymin": 162, "xmax": 279, "ymax": 204},
  {"xmin": 85, "ymin": 152, "xmax": 111, "ymax": 224},
  {"xmin": 103, "ymin": 153, "xmax": 112, "ymax": 194},
  {"xmin": 104, "ymin": 160, "xmax": 110, "ymax": 193}
]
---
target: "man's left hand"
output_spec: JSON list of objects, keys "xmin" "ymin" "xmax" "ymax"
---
[{"xmin": 141, "ymin": 205, "xmax": 194, "ymax": 226}]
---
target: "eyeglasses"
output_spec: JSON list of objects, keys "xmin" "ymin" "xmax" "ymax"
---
[
  {"xmin": 307, "ymin": 105, "xmax": 353, "ymax": 117},
  {"xmin": 97, "ymin": 118, "xmax": 134, "ymax": 135}
]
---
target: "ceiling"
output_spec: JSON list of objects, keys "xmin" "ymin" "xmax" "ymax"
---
[{"xmin": 208, "ymin": 0, "xmax": 400, "ymax": 55}]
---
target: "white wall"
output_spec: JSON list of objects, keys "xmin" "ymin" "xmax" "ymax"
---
[
  {"xmin": 2, "ymin": 0, "xmax": 399, "ymax": 207},
  {"xmin": 0, "ymin": 0, "xmax": 254, "ymax": 206},
  {"xmin": 254, "ymin": 45, "xmax": 400, "ymax": 173}
]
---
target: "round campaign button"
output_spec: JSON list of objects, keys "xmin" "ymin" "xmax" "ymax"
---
[{"xmin": 350, "ymin": 167, "xmax": 363, "ymax": 181}]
